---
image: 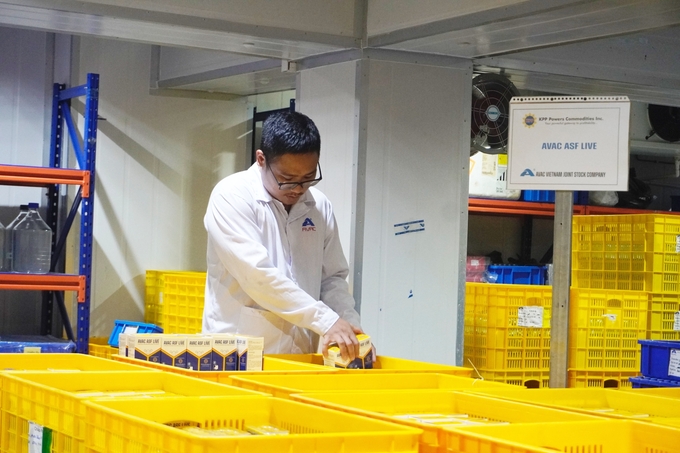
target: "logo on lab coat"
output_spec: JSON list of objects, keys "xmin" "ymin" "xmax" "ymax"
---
[{"xmin": 302, "ymin": 218, "xmax": 316, "ymax": 232}]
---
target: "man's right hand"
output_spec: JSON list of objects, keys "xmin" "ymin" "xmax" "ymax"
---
[{"xmin": 321, "ymin": 318, "xmax": 361, "ymax": 361}]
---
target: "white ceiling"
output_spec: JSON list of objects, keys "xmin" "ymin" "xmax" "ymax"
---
[{"xmin": 2, "ymin": 0, "xmax": 680, "ymax": 103}]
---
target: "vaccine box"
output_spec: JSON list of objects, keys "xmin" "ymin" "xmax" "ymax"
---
[
  {"xmin": 160, "ymin": 335, "xmax": 188, "ymax": 368},
  {"xmin": 324, "ymin": 334, "xmax": 373, "ymax": 369},
  {"xmin": 212, "ymin": 334, "xmax": 237, "ymax": 371},
  {"xmin": 118, "ymin": 333, "xmax": 128, "ymax": 357},
  {"xmin": 186, "ymin": 336, "xmax": 213, "ymax": 371},
  {"xmin": 131, "ymin": 334, "xmax": 162, "ymax": 363},
  {"xmin": 236, "ymin": 335, "xmax": 264, "ymax": 371}
]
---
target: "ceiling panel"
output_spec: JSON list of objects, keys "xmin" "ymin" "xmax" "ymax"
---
[
  {"xmin": 0, "ymin": 2, "xmax": 349, "ymax": 59},
  {"xmin": 378, "ymin": 0, "xmax": 680, "ymax": 58}
]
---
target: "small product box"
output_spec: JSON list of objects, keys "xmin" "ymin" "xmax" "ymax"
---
[
  {"xmin": 324, "ymin": 334, "xmax": 373, "ymax": 369},
  {"xmin": 160, "ymin": 335, "xmax": 188, "ymax": 368},
  {"xmin": 186, "ymin": 335, "xmax": 213, "ymax": 371},
  {"xmin": 236, "ymin": 334, "xmax": 264, "ymax": 371},
  {"xmin": 118, "ymin": 333, "xmax": 128, "ymax": 357},
  {"xmin": 212, "ymin": 334, "xmax": 237, "ymax": 371},
  {"xmin": 131, "ymin": 333, "xmax": 162, "ymax": 363}
]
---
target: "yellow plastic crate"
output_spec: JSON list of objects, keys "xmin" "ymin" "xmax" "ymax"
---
[
  {"xmin": 228, "ymin": 373, "xmax": 515, "ymax": 399},
  {"xmin": 267, "ymin": 354, "xmax": 473, "ymax": 376},
  {"xmin": 145, "ymin": 270, "xmax": 206, "ymax": 333},
  {"xmin": 83, "ymin": 396, "xmax": 422, "ymax": 453},
  {"xmin": 648, "ymin": 292, "xmax": 680, "ymax": 341},
  {"xmin": 292, "ymin": 390, "xmax": 601, "ymax": 453},
  {"xmin": 468, "ymin": 369, "xmax": 550, "ymax": 388},
  {"xmin": 572, "ymin": 214, "xmax": 680, "ymax": 292},
  {"xmin": 464, "ymin": 283, "xmax": 551, "ymax": 371},
  {"xmin": 568, "ymin": 369, "xmax": 638, "ymax": 388},
  {"xmin": 459, "ymin": 387, "xmax": 680, "ymax": 428},
  {"xmin": 0, "ymin": 353, "xmax": 146, "ymax": 373},
  {"xmin": 0, "ymin": 371, "xmax": 264, "ymax": 453},
  {"xmin": 443, "ymin": 420, "xmax": 680, "ymax": 453},
  {"xmin": 88, "ymin": 337, "xmax": 118, "ymax": 359},
  {"xmin": 626, "ymin": 386, "xmax": 680, "ymax": 399},
  {"xmin": 569, "ymin": 288, "xmax": 648, "ymax": 371},
  {"xmin": 113, "ymin": 354, "xmax": 338, "ymax": 383}
]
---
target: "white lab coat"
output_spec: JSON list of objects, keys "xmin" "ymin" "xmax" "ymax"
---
[{"xmin": 202, "ymin": 163, "xmax": 361, "ymax": 353}]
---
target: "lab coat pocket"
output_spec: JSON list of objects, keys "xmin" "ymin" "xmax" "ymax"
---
[{"xmin": 237, "ymin": 306, "xmax": 292, "ymax": 354}]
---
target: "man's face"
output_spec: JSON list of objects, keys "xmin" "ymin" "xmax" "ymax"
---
[{"xmin": 257, "ymin": 150, "xmax": 320, "ymax": 208}]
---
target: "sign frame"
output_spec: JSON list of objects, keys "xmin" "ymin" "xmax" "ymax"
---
[{"xmin": 506, "ymin": 96, "xmax": 630, "ymax": 191}]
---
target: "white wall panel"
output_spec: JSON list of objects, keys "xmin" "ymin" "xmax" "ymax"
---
[
  {"xmin": 297, "ymin": 61, "xmax": 358, "ymax": 267},
  {"xmin": 297, "ymin": 55, "xmax": 471, "ymax": 364},
  {"xmin": 76, "ymin": 37, "xmax": 249, "ymax": 335},
  {"xmin": 0, "ymin": 27, "xmax": 52, "ymax": 334},
  {"xmin": 0, "ymin": 27, "xmax": 49, "ymax": 211},
  {"xmin": 360, "ymin": 59, "xmax": 471, "ymax": 364}
]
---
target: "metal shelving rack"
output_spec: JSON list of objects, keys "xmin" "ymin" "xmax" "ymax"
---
[{"xmin": 0, "ymin": 73, "xmax": 99, "ymax": 353}]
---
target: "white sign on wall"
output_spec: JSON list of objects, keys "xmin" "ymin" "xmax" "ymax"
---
[{"xmin": 506, "ymin": 96, "xmax": 630, "ymax": 191}]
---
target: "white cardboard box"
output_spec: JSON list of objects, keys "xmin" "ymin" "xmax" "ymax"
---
[{"xmin": 469, "ymin": 152, "xmax": 521, "ymax": 200}]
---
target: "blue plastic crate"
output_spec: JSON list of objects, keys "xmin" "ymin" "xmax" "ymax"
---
[
  {"xmin": 108, "ymin": 320, "xmax": 163, "ymax": 347},
  {"xmin": 486, "ymin": 265, "xmax": 546, "ymax": 285},
  {"xmin": 629, "ymin": 376, "xmax": 680, "ymax": 388},
  {"xmin": 638, "ymin": 339, "xmax": 680, "ymax": 382},
  {"xmin": 521, "ymin": 190, "xmax": 588, "ymax": 204}
]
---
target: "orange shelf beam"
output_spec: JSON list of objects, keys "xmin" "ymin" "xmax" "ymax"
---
[
  {"xmin": 0, "ymin": 274, "xmax": 86, "ymax": 302},
  {"xmin": 468, "ymin": 198, "xmax": 680, "ymax": 217},
  {"xmin": 468, "ymin": 198, "xmax": 586, "ymax": 216},
  {"xmin": 583, "ymin": 206, "xmax": 680, "ymax": 216},
  {"xmin": 0, "ymin": 165, "xmax": 90, "ymax": 197}
]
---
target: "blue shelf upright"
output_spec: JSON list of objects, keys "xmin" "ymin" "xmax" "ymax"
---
[{"xmin": 45, "ymin": 73, "xmax": 99, "ymax": 354}]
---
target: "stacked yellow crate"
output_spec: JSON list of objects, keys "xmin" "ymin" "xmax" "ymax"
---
[
  {"xmin": 463, "ymin": 283, "xmax": 552, "ymax": 387},
  {"xmin": 145, "ymin": 270, "xmax": 207, "ymax": 334},
  {"xmin": 569, "ymin": 214, "xmax": 680, "ymax": 387}
]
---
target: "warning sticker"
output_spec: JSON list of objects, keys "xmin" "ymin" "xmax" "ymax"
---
[{"xmin": 518, "ymin": 306, "xmax": 544, "ymax": 328}]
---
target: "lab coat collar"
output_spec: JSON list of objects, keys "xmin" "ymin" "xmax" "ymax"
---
[{"xmin": 249, "ymin": 163, "xmax": 316, "ymax": 214}]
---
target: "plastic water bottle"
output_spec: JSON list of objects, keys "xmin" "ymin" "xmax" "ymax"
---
[
  {"xmin": 4, "ymin": 204, "xmax": 28, "ymax": 271},
  {"xmin": 12, "ymin": 203, "xmax": 52, "ymax": 274}
]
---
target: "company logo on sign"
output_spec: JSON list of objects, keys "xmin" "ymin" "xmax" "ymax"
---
[
  {"xmin": 302, "ymin": 218, "xmax": 316, "ymax": 232},
  {"xmin": 520, "ymin": 168, "xmax": 535, "ymax": 177},
  {"xmin": 523, "ymin": 113, "xmax": 536, "ymax": 128}
]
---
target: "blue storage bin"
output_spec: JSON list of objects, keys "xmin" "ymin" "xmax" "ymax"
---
[
  {"xmin": 638, "ymin": 339, "xmax": 680, "ymax": 382},
  {"xmin": 522, "ymin": 190, "xmax": 555, "ymax": 202},
  {"xmin": 521, "ymin": 191, "xmax": 588, "ymax": 204},
  {"xmin": 629, "ymin": 376, "xmax": 680, "ymax": 388},
  {"xmin": 108, "ymin": 320, "xmax": 163, "ymax": 347},
  {"xmin": 0, "ymin": 335, "xmax": 76, "ymax": 353},
  {"xmin": 486, "ymin": 265, "xmax": 546, "ymax": 285}
]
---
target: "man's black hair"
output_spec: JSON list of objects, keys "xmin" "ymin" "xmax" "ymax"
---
[{"xmin": 260, "ymin": 111, "xmax": 321, "ymax": 162}]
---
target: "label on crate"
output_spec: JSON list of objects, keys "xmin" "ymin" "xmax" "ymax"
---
[
  {"xmin": 669, "ymin": 349, "xmax": 680, "ymax": 378},
  {"xmin": 674, "ymin": 312, "xmax": 680, "ymax": 331},
  {"xmin": 676, "ymin": 235, "xmax": 680, "ymax": 253},
  {"xmin": 517, "ymin": 306, "xmax": 544, "ymax": 327},
  {"xmin": 28, "ymin": 422, "xmax": 52, "ymax": 453}
]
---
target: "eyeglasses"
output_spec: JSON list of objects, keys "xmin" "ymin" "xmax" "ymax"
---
[{"xmin": 267, "ymin": 162, "xmax": 323, "ymax": 190}]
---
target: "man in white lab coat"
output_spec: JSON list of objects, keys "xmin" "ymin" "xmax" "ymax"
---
[{"xmin": 203, "ymin": 111, "xmax": 365, "ymax": 360}]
